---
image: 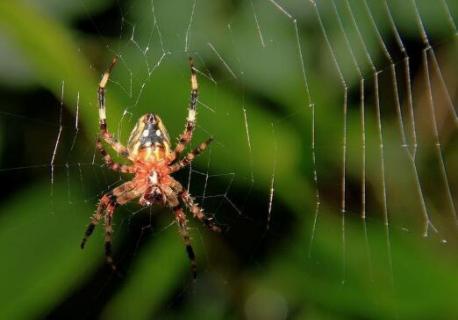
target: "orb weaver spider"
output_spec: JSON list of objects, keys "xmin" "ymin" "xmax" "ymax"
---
[{"xmin": 81, "ymin": 57, "xmax": 221, "ymax": 279}]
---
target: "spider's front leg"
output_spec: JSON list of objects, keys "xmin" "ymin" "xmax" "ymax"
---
[
  {"xmin": 80, "ymin": 191, "xmax": 119, "ymax": 270},
  {"xmin": 163, "ymin": 186, "xmax": 198, "ymax": 279},
  {"xmin": 172, "ymin": 57, "xmax": 199, "ymax": 161},
  {"xmin": 80, "ymin": 192, "xmax": 116, "ymax": 249},
  {"xmin": 173, "ymin": 204, "xmax": 198, "ymax": 279},
  {"xmin": 169, "ymin": 177, "xmax": 221, "ymax": 233},
  {"xmin": 81, "ymin": 181, "xmax": 139, "ymax": 270},
  {"xmin": 180, "ymin": 191, "xmax": 221, "ymax": 233}
]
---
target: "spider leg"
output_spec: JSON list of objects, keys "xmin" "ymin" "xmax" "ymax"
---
[
  {"xmin": 104, "ymin": 213, "xmax": 116, "ymax": 271},
  {"xmin": 96, "ymin": 137, "xmax": 134, "ymax": 173},
  {"xmin": 81, "ymin": 196, "xmax": 107, "ymax": 249},
  {"xmin": 81, "ymin": 182, "xmax": 137, "ymax": 255},
  {"xmin": 181, "ymin": 191, "xmax": 221, "ymax": 233},
  {"xmin": 97, "ymin": 57, "xmax": 130, "ymax": 158},
  {"xmin": 81, "ymin": 191, "xmax": 119, "ymax": 249},
  {"xmin": 173, "ymin": 204, "xmax": 197, "ymax": 279},
  {"xmin": 169, "ymin": 177, "xmax": 221, "ymax": 232},
  {"xmin": 102, "ymin": 184, "xmax": 149, "ymax": 271},
  {"xmin": 172, "ymin": 57, "xmax": 199, "ymax": 161},
  {"xmin": 169, "ymin": 137, "xmax": 213, "ymax": 173}
]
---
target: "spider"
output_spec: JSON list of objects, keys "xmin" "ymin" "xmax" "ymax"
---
[{"xmin": 80, "ymin": 57, "xmax": 221, "ymax": 279}]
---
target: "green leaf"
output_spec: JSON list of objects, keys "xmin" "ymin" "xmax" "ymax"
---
[{"xmin": 0, "ymin": 179, "xmax": 99, "ymax": 319}]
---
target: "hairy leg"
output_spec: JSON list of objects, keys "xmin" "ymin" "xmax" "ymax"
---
[
  {"xmin": 80, "ymin": 181, "xmax": 136, "ymax": 248},
  {"xmin": 173, "ymin": 204, "xmax": 197, "ymax": 279},
  {"xmin": 81, "ymin": 192, "xmax": 116, "ymax": 249},
  {"xmin": 169, "ymin": 178, "xmax": 221, "ymax": 232},
  {"xmin": 104, "ymin": 213, "xmax": 116, "ymax": 271},
  {"xmin": 172, "ymin": 58, "xmax": 199, "ymax": 161},
  {"xmin": 96, "ymin": 137, "xmax": 134, "ymax": 173},
  {"xmin": 97, "ymin": 57, "xmax": 130, "ymax": 158},
  {"xmin": 169, "ymin": 137, "xmax": 213, "ymax": 173},
  {"xmin": 180, "ymin": 191, "xmax": 221, "ymax": 233}
]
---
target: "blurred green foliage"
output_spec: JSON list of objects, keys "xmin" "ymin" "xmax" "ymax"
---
[{"xmin": 0, "ymin": 0, "xmax": 457, "ymax": 319}]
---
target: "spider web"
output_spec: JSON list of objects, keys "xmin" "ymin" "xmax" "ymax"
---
[{"xmin": 0, "ymin": 0, "xmax": 457, "ymax": 318}]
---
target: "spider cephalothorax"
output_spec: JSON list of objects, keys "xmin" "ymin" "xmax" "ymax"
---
[{"xmin": 81, "ymin": 57, "xmax": 220, "ymax": 279}]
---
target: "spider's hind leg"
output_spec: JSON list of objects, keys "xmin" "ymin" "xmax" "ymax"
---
[
  {"xmin": 97, "ymin": 57, "xmax": 130, "ymax": 160},
  {"xmin": 172, "ymin": 57, "xmax": 200, "ymax": 161}
]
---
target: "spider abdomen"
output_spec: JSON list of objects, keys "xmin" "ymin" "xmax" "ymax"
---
[{"xmin": 127, "ymin": 114, "xmax": 173, "ymax": 162}]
